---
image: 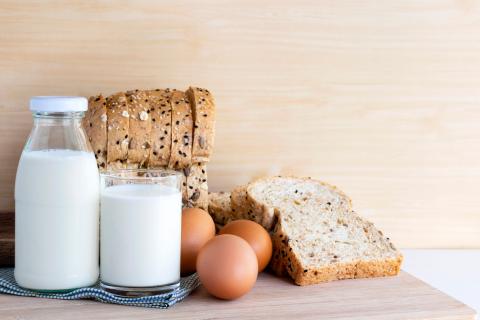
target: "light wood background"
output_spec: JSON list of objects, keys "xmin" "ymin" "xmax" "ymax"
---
[{"xmin": 1, "ymin": 0, "xmax": 479, "ymax": 248}]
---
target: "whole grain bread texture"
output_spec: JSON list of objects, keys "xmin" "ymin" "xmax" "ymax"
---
[
  {"xmin": 168, "ymin": 90, "xmax": 193, "ymax": 169},
  {"xmin": 230, "ymin": 185, "xmax": 263, "ymax": 225},
  {"xmin": 185, "ymin": 162, "xmax": 208, "ymax": 210},
  {"xmin": 186, "ymin": 87, "xmax": 216, "ymax": 163},
  {"xmin": 85, "ymin": 86, "xmax": 216, "ymax": 211},
  {"xmin": 147, "ymin": 89, "xmax": 172, "ymax": 167},
  {"xmin": 125, "ymin": 90, "xmax": 151, "ymax": 168},
  {"xmin": 83, "ymin": 95, "xmax": 107, "ymax": 170},
  {"xmin": 208, "ymin": 191, "xmax": 233, "ymax": 226},
  {"xmin": 106, "ymin": 92, "xmax": 129, "ymax": 169},
  {"xmin": 246, "ymin": 176, "xmax": 402, "ymax": 285}
]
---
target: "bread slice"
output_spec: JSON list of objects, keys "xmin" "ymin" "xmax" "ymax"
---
[
  {"xmin": 208, "ymin": 191, "xmax": 233, "ymax": 226},
  {"xmin": 126, "ymin": 90, "xmax": 151, "ymax": 168},
  {"xmin": 106, "ymin": 92, "xmax": 129, "ymax": 169},
  {"xmin": 168, "ymin": 90, "xmax": 193, "ymax": 169},
  {"xmin": 230, "ymin": 185, "xmax": 258, "ymax": 223},
  {"xmin": 147, "ymin": 89, "xmax": 172, "ymax": 167},
  {"xmin": 246, "ymin": 176, "xmax": 402, "ymax": 285},
  {"xmin": 83, "ymin": 95, "xmax": 107, "ymax": 171},
  {"xmin": 180, "ymin": 172, "xmax": 188, "ymax": 207},
  {"xmin": 186, "ymin": 87, "xmax": 216, "ymax": 163},
  {"xmin": 185, "ymin": 162, "xmax": 208, "ymax": 210}
]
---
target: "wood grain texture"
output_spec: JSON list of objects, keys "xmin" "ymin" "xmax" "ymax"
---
[
  {"xmin": 0, "ymin": 214, "xmax": 14, "ymax": 266},
  {"xmin": 1, "ymin": 1, "xmax": 480, "ymax": 248},
  {"xmin": 0, "ymin": 272, "xmax": 474, "ymax": 320}
]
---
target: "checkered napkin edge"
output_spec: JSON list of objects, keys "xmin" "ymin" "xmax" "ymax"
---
[{"xmin": 0, "ymin": 268, "xmax": 200, "ymax": 309}]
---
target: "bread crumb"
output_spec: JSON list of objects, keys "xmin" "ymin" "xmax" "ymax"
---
[{"xmin": 122, "ymin": 111, "xmax": 129, "ymax": 118}]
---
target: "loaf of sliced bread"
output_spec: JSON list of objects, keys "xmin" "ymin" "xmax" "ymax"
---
[
  {"xmin": 186, "ymin": 87, "xmax": 216, "ymax": 163},
  {"xmin": 208, "ymin": 191, "xmax": 233, "ymax": 225},
  {"xmin": 147, "ymin": 89, "xmax": 172, "ymax": 167},
  {"xmin": 246, "ymin": 176, "xmax": 402, "ymax": 285},
  {"xmin": 83, "ymin": 95, "xmax": 107, "ymax": 170},
  {"xmin": 84, "ymin": 86, "xmax": 216, "ymax": 211}
]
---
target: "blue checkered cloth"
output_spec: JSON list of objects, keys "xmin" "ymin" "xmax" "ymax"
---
[{"xmin": 0, "ymin": 268, "xmax": 200, "ymax": 308}]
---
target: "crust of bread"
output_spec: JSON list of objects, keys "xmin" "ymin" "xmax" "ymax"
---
[
  {"xmin": 231, "ymin": 185, "xmax": 258, "ymax": 222},
  {"xmin": 293, "ymin": 253, "xmax": 403, "ymax": 286},
  {"xmin": 208, "ymin": 191, "xmax": 233, "ymax": 226},
  {"xmin": 168, "ymin": 90, "xmax": 193, "ymax": 169},
  {"xmin": 269, "ymin": 216, "xmax": 289, "ymax": 277},
  {"xmin": 84, "ymin": 95, "xmax": 107, "ymax": 171},
  {"xmin": 106, "ymin": 92, "xmax": 129, "ymax": 168},
  {"xmin": 186, "ymin": 162, "xmax": 208, "ymax": 210},
  {"xmin": 147, "ymin": 89, "xmax": 172, "ymax": 167},
  {"xmin": 180, "ymin": 172, "xmax": 188, "ymax": 207},
  {"xmin": 186, "ymin": 87, "xmax": 216, "ymax": 163},
  {"xmin": 124, "ymin": 90, "xmax": 151, "ymax": 168}
]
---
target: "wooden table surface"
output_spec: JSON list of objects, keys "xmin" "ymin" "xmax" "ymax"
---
[{"xmin": 0, "ymin": 272, "xmax": 475, "ymax": 320}]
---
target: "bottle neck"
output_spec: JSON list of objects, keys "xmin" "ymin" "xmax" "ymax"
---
[
  {"xmin": 33, "ymin": 111, "xmax": 84, "ymax": 122},
  {"xmin": 25, "ymin": 111, "xmax": 91, "ymax": 153}
]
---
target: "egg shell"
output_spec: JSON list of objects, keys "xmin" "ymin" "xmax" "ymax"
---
[
  {"xmin": 220, "ymin": 219, "xmax": 272, "ymax": 272},
  {"xmin": 181, "ymin": 208, "xmax": 216, "ymax": 275},
  {"xmin": 196, "ymin": 234, "xmax": 258, "ymax": 300}
]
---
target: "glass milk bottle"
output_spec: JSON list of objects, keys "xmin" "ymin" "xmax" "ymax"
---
[{"xmin": 14, "ymin": 96, "xmax": 100, "ymax": 291}]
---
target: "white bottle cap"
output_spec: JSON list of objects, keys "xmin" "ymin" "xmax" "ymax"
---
[{"xmin": 29, "ymin": 96, "xmax": 88, "ymax": 112}]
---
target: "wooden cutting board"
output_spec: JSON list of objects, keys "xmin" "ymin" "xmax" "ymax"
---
[
  {"xmin": 0, "ymin": 213, "xmax": 14, "ymax": 266},
  {"xmin": 0, "ymin": 272, "xmax": 474, "ymax": 319}
]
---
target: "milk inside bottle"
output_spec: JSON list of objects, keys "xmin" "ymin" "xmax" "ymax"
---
[{"xmin": 14, "ymin": 96, "xmax": 100, "ymax": 291}]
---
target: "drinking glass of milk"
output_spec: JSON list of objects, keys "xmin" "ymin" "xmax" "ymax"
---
[
  {"xmin": 15, "ymin": 96, "xmax": 100, "ymax": 291},
  {"xmin": 99, "ymin": 169, "xmax": 182, "ymax": 295}
]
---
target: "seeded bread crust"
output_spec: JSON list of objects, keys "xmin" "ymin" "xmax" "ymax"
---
[
  {"xmin": 230, "ymin": 185, "xmax": 257, "ymax": 223},
  {"xmin": 84, "ymin": 95, "xmax": 107, "ymax": 171},
  {"xmin": 180, "ymin": 172, "xmax": 188, "ymax": 207},
  {"xmin": 168, "ymin": 90, "xmax": 193, "ymax": 169},
  {"xmin": 208, "ymin": 191, "xmax": 233, "ymax": 226},
  {"xmin": 147, "ymin": 89, "xmax": 172, "ymax": 167},
  {"xmin": 186, "ymin": 162, "xmax": 208, "ymax": 210},
  {"xmin": 126, "ymin": 90, "xmax": 151, "ymax": 168},
  {"xmin": 186, "ymin": 87, "xmax": 216, "ymax": 163},
  {"xmin": 269, "ymin": 217, "xmax": 289, "ymax": 277},
  {"xmin": 106, "ymin": 92, "xmax": 129, "ymax": 169}
]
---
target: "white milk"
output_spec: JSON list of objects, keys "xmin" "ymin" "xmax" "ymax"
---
[
  {"xmin": 14, "ymin": 149, "xmax": 100, "ymax": 290},
  {"xmin": 100, "ymin": 184, "xmax": 181, "ymax": 287}
]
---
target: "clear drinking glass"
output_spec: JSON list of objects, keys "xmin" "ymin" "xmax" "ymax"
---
[{"xmin": 99, "ymin": 169, "xmax": 183, "ymax": 296}]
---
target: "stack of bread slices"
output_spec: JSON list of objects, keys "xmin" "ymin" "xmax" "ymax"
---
[
  {"xmin": 209, "ymin": 176, "xmax": 403, "ymax": 285},
  {"xmin": 83, "ymin": 87, "xmax": 215, "ymax": 210}
]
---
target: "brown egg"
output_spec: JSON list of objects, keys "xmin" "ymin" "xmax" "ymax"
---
[
  {"xmin": 196, "ymin": 234, "xmax": 258, "ymax": 300},
  {"xmin": 220, "ymin": 220, "xmax": 272, "ymax": 272},
  {"xmin": 181, "ymin": 208, "xmax": 216, "ymax": 275}
]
